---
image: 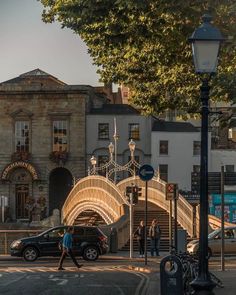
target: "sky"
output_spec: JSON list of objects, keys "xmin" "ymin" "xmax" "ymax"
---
[{"xmin": 0, "ymin": 0, "xmax": 102, "ymax": 86}]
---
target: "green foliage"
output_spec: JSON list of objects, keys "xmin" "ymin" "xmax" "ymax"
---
[{"xmin": 39, "ymin": 0, "xmax": 236, "ymax": 114}]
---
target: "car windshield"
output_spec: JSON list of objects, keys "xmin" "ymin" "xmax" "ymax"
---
[{"xmin": 208, "ymin": 229, "xmax": 220, "ymax": 239}]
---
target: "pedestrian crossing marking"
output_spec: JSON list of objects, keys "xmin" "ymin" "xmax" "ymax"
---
[{"xmin": 0, "ymin": 265, "xmax": 124, "ymax": 273}]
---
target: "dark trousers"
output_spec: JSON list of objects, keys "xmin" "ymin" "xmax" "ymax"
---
[
  {"xmin": 138, "ymin": 239, "xmax": 144, "ymax": 255},
  {"xmin": 150, "ymin": 238, "xmax": 160, "ymax": 256},
  {"xmin": 58, "ymin": 248, "xmax": 80, "ymax": 268}
]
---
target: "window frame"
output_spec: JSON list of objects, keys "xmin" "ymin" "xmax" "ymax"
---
[
  {"xmin": 15, "ymin": 120, "xmax": 30, "ymax": 153},
  {"xmin": 129, "ymin": 123, "xmax": 140, "ymax": 140},
  {"xmin": 98, "ymin": 123, "xmax": 109, "ymax": 140},
  {"xmin": 193, "ymin": 141, "xmax": 201, "ymax": 156},
  {"xmin": 159, "ymin": 140, "xmax": 169, "ymax": 155},
  {"xmin": 159, "ymin": 164, "xmax": 168, "ymax": 182},
  {"xmin": 52, "ymin": 120, "xmax": 69, "ymax": 152}
]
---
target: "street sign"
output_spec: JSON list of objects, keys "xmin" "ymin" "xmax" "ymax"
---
[
  {"xmin": 138, "ymin": 164, "xmax": 154, "ymax": 181},
  {"xmin": 166, "ymin": 183, "xmax": 178, "ymax": 200}
]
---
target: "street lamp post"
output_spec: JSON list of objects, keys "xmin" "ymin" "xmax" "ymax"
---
[
  {"xmin": 189, "ymin": 14, "xmax": 224, "ymax": 294},
  {"xmin": 90, "ymin": 155, "xmax": 97, "ymax": 175}
]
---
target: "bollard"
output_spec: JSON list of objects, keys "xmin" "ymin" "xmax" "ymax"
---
[
  {"xmin": 109, "ymin": 227, "xmax": 118, "ymax": 253},
  {"xmin": 160, "ymin": 255, "xmax": 183, "ymax": 295}
]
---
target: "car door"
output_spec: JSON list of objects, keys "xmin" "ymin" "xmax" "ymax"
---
[
  {"xmin": 72, "ymin": 227, "xmax": 85, "ymax": 256},
  {"xmin": 39, "ymin": 227, "xmax": 67, "ymax": 256},
  {"xmin": 225, "ymin": 229, "xmax": 236, "ymax": 254}
]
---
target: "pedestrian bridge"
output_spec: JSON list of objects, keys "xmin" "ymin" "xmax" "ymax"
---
[{"xmin": 62, "ymin": 175, "xmax": 196, "ymax": 238}]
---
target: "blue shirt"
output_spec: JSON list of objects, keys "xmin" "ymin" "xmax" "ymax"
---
[{"xmin": 62, "ymin": 232, "xmax": 73, "ymax": 250}]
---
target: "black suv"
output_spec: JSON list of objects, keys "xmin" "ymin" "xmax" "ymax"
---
[{"xmin": 10, "ymin": 225, "xmax": 108, "ymax": 262}]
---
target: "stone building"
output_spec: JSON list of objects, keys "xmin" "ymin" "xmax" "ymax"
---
[{"xmin": 0, "ymin": 69, "xmax": 107, "ymax": 222}]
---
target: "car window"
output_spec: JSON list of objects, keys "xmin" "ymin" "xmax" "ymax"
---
[
  {"xmin": 86, "ymin": 228, "xmax": 98, "ymax": 235},
  {"xmin": 47, "ymin": 228, "xmax": 66, "ymax": 238},
  {"xmin": 74, "ymin": 228, "xmax": 84, "ymax": 236},
  {"xmin": 225, "ymin": 229, "xmax": 234, "ymax": 239}
]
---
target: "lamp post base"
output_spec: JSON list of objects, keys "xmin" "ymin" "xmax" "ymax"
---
[{"xmin": 191, "ymin": 276, "xmax": 216, "ymax": 294}]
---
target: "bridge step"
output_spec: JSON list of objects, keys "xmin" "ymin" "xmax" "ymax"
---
[{"xmin": 120, "ymin": 204, "xmax": 188, "ymax": 252}]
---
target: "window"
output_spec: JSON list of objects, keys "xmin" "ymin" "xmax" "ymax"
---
[
  {"xmin": 98, "ymin": 155, "xmax": 109, "ymax": 176},
  {"xmin": 193, "ymin": 165, "xmax": 200, "ymax": 173},
  {"xmin": 159, "ymin": 164, "xmax": 168, "ymax": 182},
  {"xmin": 98, "ymin": 123, "xmax": 109, "ymax": 140},
  {"xmin": 53, "ymin": 120, "xmax": 68, "ymax": 152},
  {"xmin": 193, "ymin": 141, "xmax": 201, "ymax": 155},
  {"xmin": 226, "ymin": 165, "xmax": 234, "ymax": 172},
  {"xmin": 159, "ymin": 140, "xmax": 168, "ymax": 155},
  {"xmin": 129, "ymin": 124, "xmax": 140, "ymax": 140},
  {"xmin": 15, "ymin": 121, "xmax": 30, "ymax": 152}
]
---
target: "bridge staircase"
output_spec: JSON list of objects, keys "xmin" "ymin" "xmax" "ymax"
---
[{"xmin": 120, "ymin": 201, "xmax": 185, "ymax": 252}]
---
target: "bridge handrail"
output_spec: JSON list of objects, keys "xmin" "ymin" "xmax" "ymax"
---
[
  {"xmin": 118, "ymin": 176, "xmax": 195, "ymax": 237},
  {"xmin": 62, "ymin": 175, "xmax": 127, "ymax": 224}
]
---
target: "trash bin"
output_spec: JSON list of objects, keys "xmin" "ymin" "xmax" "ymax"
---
[
  {"xmin": 177, "ymin": 229, "xmax": 187, "ymax": 253},
  {"xmin": 160, "ymin": 255, "xmax": 183, "ymax": 295},
  {"xmin": 110, "ymin": 227, "xmax": 118, "ymax": 253}
]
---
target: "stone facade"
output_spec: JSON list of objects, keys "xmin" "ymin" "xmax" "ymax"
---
[{"xmin": 0, "ymin": 69, "xmax": 106, "ymax": 222}]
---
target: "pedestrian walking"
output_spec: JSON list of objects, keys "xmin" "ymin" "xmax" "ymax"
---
[
  {"xmin": 134, "ymin": 220, "xmax": 145, "ymax": 257},
  {"xmin": 149, "ymin": 219, "xmax": 161, "ymax": 256},
  {"xmin": 58, "ymin": 226, "xmax": 83, "ymax": 270}
]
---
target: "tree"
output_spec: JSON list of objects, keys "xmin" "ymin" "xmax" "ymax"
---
[{"xmin": 39, "ymin": 0, "xmax": 236, "ymax": 114}]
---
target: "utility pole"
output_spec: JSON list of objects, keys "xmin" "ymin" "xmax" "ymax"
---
[{"xmin": 129, "ymin": 190, "xmax": 134, "ymax": 259}]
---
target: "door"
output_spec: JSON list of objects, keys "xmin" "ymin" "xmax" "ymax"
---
[
  {"xmin": 39, "ymin": 227, "xmax": 67, "ymax": 256},
  {"xmin": 15, "ymin": 184, "xmax": 29, "ymax": 219}
]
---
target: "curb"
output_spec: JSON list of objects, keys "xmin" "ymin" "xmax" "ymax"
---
[{"xmin": 127, "ymin": 265, "xmax": 158, "ymax": 273}]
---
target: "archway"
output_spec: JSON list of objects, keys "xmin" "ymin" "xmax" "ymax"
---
[
  {"xmin": 74, "ymin": 210, "xmax": 107, "ymax": 226},
  {"xmin": 49, "ymin": 167, "xmax": 73, "ymax": 215}
]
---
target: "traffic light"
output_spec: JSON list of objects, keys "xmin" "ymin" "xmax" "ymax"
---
[
  {"xmin": 125, "ymin": 186, "xmax": 132, "ymax": 202},
  {"xmin": 132, "ymin": 185, "xmax": 142, "ymax": 205}
]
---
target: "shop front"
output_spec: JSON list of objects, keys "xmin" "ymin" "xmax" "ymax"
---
[{"xmin": 209, "ymin": 193, "xmax": 236, "ymax": 223}]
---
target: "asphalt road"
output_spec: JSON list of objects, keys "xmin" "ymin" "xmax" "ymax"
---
[{"xmin": 0, "ymin": 258, "xmax": 150, "ymax": 295}]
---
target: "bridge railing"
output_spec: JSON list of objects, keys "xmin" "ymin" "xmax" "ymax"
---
[
  {"xmin": 118, "ymin": 176, "xmax": 195, "ymax": 237},
  {"xmin": 62, "ymin": 176, "xmax": 127, "ymax": 225},
  {"xmin": 195, "ymin": 207, "xmax": 236, "ymax": 238}
]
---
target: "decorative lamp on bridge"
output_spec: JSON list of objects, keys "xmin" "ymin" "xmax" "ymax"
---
[
  {"xmin": 128, "ymin": 139, "xmax": 136, "ymax": 160},
  {"xmin": 189, "ymin": 14, "xmax": 224, "ymax": 294},
  {"xmin": 90, "ymin": 155, "xmax": 97, "ymax": 174},
  {"xmin": 108, "ymin": 142, "xmax": 114, "ymax": 160},
  {"xmin": 88, "ymin": 139, "xmax": 140, "ymax": 182}
]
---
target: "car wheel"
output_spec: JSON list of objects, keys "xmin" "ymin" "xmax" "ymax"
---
[
  {"xmin": 23, "ymin": 246, "xmax": 39, "ymax": 262},
  {"xmin": 83, "ymin": 246, "xmax": 99, "ymax": 261}
]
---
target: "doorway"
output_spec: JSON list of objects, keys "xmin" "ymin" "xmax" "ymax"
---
[
  {"xmin": 15, "ymin": 184, "xmax": 29, "ymax": 219},
  {"xmin": 49, "ymin": 168, "xmax": 73, "ymax": 215}
]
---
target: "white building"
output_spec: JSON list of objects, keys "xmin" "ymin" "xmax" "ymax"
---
[{"xmin": 151, "ymin": 119, "xmax": 206, "ymax": 191}]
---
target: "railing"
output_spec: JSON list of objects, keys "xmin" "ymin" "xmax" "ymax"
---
[
  {"xmin": 62, "ymin": 175, "xmax": 128, "ymax": 225},
  {"xmin": 118, "ymin": 176, "xmax": 195, "ymax": 237},
  {"xmin": 195, "ymin": 207, "xmax": 235, "ymax": 238}
]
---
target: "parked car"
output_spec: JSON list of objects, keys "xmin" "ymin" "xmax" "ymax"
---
[
  {"xmin": 10, "ymin": 225, "xmax": 108, "ymax": 262},
  {"xmin": 187, "ymin": 226, "xmax": 236, "ymax": 256}
]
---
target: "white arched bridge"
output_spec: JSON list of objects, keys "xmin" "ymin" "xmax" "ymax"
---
[{"xmin": 62, "ymin": 175, "xmax": 198, "ymax": 245}]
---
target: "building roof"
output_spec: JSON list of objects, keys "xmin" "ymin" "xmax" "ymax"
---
[
  {"xmin": 152, "ymin": 120, "xmax": 199, "ymax": 132},
  {"xmin": 89, "ymin": 104, "xmax": 140, "ymax": 115},
  {"xmin": 1, "ymin": 68, "xmax": 66, "ymax": 85}
]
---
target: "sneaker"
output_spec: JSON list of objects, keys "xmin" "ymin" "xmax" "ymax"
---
[
  {"xmin": 58, "ymin": 267, "xmax": 65, "ymax": 270},
  {"xmin": 77, "ymin": 264, "xmax": 83, "ymax": 269}
]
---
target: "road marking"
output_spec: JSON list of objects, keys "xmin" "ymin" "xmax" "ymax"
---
[
  {"xmin": 0, "ymin": 265, "xmax": 120, "ymax": 273},
  {"xmin": 50, "ymin": 277, "xmax": 68, "ymax": 285},
  {"xmin": 0, "ymin": 274, "xmax": 27, "ymax": 287}
]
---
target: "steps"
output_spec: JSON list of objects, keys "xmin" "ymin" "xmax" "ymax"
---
[{"xmin": 120, "ymin": 201, "xmax": 185, "ymax": 252}]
